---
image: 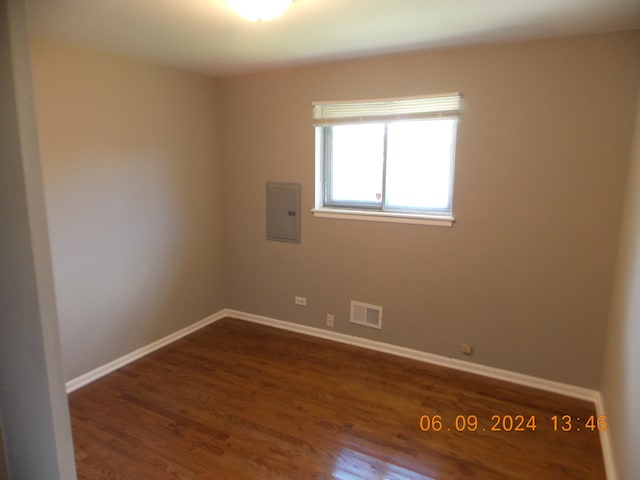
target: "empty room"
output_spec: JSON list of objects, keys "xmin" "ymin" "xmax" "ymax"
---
[{"xmin": 2, "ymin": 0, "xmax": 640, "ymax": 479}]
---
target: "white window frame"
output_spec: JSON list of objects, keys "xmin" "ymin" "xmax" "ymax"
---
[{"xmin": 312, "ymin": 93, "xmax": 461, "ymax": 227}]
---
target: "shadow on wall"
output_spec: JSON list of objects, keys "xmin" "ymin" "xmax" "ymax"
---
[
  {"xmin": 45, "ymin": 140, "xmax": 224, "ymax": 383},
  {"xmin": 30, "ymin": 38, "xmax": 226, "ymax": 382}
]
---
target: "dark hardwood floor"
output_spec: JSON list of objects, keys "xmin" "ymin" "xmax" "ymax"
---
[{"xmin": 69, "ymin": 318, "xmax": 605, "ymax": 479}]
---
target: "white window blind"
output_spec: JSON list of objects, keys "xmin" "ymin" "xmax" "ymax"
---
[{"xmin": 313, "ymin": 93, "xmax": 461, "ymax": 126}]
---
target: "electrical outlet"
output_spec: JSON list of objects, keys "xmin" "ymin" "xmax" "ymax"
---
[
  {"xmin": 295, "ymin": 296, "xmax": 307, "ymax": 306},
  {"xmin": 326, "ymin": 314, "xmax": 334, "ymax": 328},
  {"xmin": 461, "ymin": 344, "xmax": 473, "ymax": 355}
]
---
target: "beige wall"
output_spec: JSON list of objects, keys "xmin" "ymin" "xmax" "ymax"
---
[
  {"xmin": 219, "ymin": 31, "xmax": 640, "ymax": 388},
  {"xmin": 30, "ymin": 38, "xmax": 226, "ymax": 381},
  {"xmin": 601, "ymin": 86, "xmax": 640, "ymax": 479},
  {"xmin": 29, "ymin": 31, "xmax": 640, "ymax": 392}
]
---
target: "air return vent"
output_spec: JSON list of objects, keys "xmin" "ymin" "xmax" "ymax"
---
[{"xmin": 350, "ymin": 301, "xmax": 383, "ymax": 329}]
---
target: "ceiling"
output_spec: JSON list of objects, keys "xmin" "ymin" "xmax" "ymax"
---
[{"xmin": 26, "ymin": 0, "xmax": 640, "ymax": 76}]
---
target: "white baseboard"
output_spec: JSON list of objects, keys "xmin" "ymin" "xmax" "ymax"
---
[
  {"xmin": 65, "ymin": 310, "xmax": 227, "ymax": 393},
  {"xmin": 65, "ymin": 307, "xmax": 615, "ymax": 479},
  {"xmin": 66, "ymin": 307, "xmax": 600, "ymax": 401},
  {"xmin": 227, "ymin": 309, "xmax": 615, "ymax": 479},
  {"xmin": 225, "ymin": 309, "xmax": 599, "ymax": 402}
]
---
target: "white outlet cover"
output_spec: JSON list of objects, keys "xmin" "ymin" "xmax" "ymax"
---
[{"xmin": 326, "ymin": 314, "xmax": 334, "ymax": 327}]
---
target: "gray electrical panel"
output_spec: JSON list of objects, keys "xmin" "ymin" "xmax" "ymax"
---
[{"xmin": 266, "ymin": 182, "xmax": 301, "ymax": 244}]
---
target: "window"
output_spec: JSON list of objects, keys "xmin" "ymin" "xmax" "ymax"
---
[{"xmin": 313, "ymin": 93, "xmax": 461, "ymax": 226}]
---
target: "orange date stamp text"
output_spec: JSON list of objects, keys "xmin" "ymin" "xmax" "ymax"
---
[{"xmin": 418, "ymin": 414, "xmax": 607, "ymax": 433}]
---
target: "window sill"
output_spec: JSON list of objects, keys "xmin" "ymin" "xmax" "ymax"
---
[{"xmin": 311, "ymin": 208, "xmax": 454, "ymax": 227}]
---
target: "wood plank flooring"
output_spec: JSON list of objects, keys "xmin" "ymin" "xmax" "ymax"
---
[{"xmin": 69, "ymin": 318, "xmax": 605, "ymax": 479}]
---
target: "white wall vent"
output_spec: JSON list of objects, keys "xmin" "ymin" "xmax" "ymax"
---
[{"xmin": 350, "ymin": 301, "xmax": 383, "ymax": 329}]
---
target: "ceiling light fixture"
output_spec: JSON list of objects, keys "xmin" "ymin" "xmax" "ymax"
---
[{"xmin": 228, "ymin": 0, "xmax": 292, "ymax": 22}]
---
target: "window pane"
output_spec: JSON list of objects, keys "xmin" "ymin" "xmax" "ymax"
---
[
  {"xmin": 329, "ymin": 124, "xmax": 385, "ymax": 205},
  {"xmin": 385, "ymin": 119, "xmax": 456, "ymax": 212}
]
